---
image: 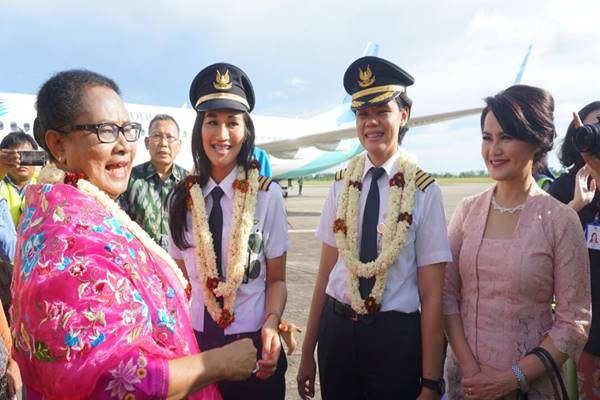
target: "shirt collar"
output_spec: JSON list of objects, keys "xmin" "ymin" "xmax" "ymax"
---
[
  {"xmin": 3, "ymin": 175, "xmax": 17, "ymax": 189},
  {"xmin": 202, "ymin": 167, "xmax": 237, "ymax": 200},
  {"xmin": 361, "ymin": 148, "xmax": 401, "ymax": 181},
  {"xmin": 144, "ymin": 161, "xmax": 183, "ymax": 181}
]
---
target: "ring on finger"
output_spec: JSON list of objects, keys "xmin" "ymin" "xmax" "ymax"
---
[{"xmin": 251, "ymin": 362, "xmax": 260, "ymax": 374}]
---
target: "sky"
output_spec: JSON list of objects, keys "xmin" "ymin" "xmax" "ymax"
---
[{"xmin": 2, "ymin": 0, "xmax": 600, "ymax": 173}]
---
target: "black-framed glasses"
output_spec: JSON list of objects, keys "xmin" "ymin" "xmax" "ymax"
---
[{"xmin": 66, "ymin": 122, "xmax": 142, "ymax": 143}]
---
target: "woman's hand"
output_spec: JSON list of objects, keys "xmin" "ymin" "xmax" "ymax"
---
[
  {"xmin": 218, "ymin": 338, "xmax": 257, "ymax": 381},
  {"xmin": 460, "ymin": 360, "xmax": 481, "ymax": 379},
  {"xmin": 6, "ymin": 358, "xmax": 22, "ymax": 398},
  {"xmin": 570, "ymin": 164, "xmax": 596, "ymax": 212},
  {"xmin": 296, "ymin": 354, "xmax": 317, "ymax": 400},
  {"xmin": 462, "ymin": 365, "xmax": 517, "ymax": 400},
  {"xmin": 257, "ymin": 314, "xmax": 281, "ymax": 380}
]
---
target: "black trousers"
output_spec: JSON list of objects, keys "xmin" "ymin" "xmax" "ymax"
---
[
  {"xmin": 317, "ymin": 296, "xmax": 422, "ymax": 400},
  {"xmin": 195, "ymin": 328, "xmax": 287, "ymax": 400}
]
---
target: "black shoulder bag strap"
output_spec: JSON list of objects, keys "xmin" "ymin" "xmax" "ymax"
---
[{"xmin": 528, "ymin": 347, "xmax": 569, "ymax": 400}]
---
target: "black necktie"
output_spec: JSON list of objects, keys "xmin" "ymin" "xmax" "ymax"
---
[
  {"xmin": 203, "ymin": 186, "xmax": 226, "ymax": 341},
  {"xmin": 209, "ymin": 187, "xmax": 224, "ymax": 278},
  {"xmin": 359, "ymin": 167, "xmax": 385, "ymax": 299}
]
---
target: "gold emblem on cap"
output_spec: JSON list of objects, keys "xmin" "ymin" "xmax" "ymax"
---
[
  {"xmin": 358, "ymin": 65, "xmax": 375, "ymax": 88},
  {"xmin": 214, "ymin": 69, "xmax": 233, "ymax": 90}
]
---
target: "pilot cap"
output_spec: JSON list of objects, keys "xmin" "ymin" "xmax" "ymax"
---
[
  {"xmin": 343, "ymin": 56, "xmax": 414, "ymax": 111},
  {"xmin": 189, "ymin": 63, "xmax": 255, "ymax": 113}
]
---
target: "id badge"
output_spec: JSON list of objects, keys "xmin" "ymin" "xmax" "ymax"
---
[{"xmin": 585, "ymin": 222, "xmax": 600, "ymax": 251}]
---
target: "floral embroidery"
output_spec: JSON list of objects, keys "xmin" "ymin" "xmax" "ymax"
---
[
  {"xmin": 157, "ymin": 309, "xmax": 175, "ymax": 333},
  {"xmin": 105, "ymin": 357, "xmax": 142, "ymax": 399},
  {"xmin": 20, "ymin": 205, "xmax": 36, "ymax": 233},
  {"xmin": 21, "ymin": 232, "xmax": 45, "ymax": 281}
]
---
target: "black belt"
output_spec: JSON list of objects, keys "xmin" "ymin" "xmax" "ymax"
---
[{"xmin": 327, "ymin": 295, "xmax": 419, "ymax": 323}]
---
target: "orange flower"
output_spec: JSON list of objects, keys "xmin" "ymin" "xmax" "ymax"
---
[
  {"xmin": 233, "ymin": 179, "xmax": 250, "ymax": 193},
  {"xmin": 184, "ymin": 175, "xmax": 196, "ymax": 191},
  {"xmin": 399, "ymin": 212, "xmax": 413, "ymax": 225},
  {"xmin": 348, "ymin": 180, "xmax": 362, "ymax": 190},
  {"xmin": 185, "ymin": 283, "xmax": 192, "ymax": 301},
  {"xmin": 250, "ymin": 160, "xmax": 261, "ymax": 170},
  {"xmin": 364, "ymin": 296, "xmax": 379, "ymax": 314},
  {"xmin": 206, "ymin": 277, "xmax": 220, "ymax": 291},
  {"xmin": 218, "ymin": 309, "xmax": 235, "ymax": 328},
  {"xmin": 333, "ymin": 218, "xmax": 348, "ymax": 235},
  {"xmin": 389, "ymin": 172, "xmax": 405, "ymax": 188}
]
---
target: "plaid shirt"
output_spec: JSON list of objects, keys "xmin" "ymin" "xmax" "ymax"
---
[{"xmin": 119, "ymin": 161, "xmax": 187, "ymax": 251}]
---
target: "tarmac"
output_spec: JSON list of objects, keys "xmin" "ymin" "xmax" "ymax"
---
[{"xmin": 281, "ymin": 182, "xmax": 492, "ymax": 399}]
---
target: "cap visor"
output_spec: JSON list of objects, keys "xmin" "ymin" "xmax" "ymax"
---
[{"xmin": 195, "ymin": 98, "xmax": 248, "ymax": 113}]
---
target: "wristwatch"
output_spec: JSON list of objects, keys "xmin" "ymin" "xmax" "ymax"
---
[{"xmin": 421, "ymin": 377, "xmax": 445, "ymax": 395}]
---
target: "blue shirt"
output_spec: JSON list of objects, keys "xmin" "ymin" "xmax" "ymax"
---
[
  {"xmin": 0, "ymin": 199, "xmax": 16, "ymax": 263},
  {"xmin": 253, "ymin": 147, "xmax": 272, "ymax": 178}
]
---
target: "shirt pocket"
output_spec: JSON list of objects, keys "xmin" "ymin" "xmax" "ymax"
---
[{"xmin": 243, "ymin": 226, "xmax": 265, "ymax": 284}]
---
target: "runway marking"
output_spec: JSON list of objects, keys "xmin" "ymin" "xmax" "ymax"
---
[{"xmin": 288, "ymin": 229, "xmax": 316, "ymax": 233}]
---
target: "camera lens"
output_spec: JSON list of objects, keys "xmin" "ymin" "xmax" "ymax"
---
[{"xmin": 574, "ymin": 123, "xmax": 600, "ymax": 154}]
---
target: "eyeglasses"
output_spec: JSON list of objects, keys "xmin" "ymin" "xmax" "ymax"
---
[
  {"xmin": 64, "ymin": 122, "xmax": 142, "ymax": 143},
  {"xmin": 148, "ymin": 134, "xmax": 179, "ymax": 143}
]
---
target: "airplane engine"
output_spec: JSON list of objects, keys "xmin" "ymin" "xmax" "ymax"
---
[
  {"xmin": 314, "ymin": 141, "xmax": 341, "ymax": 151},
  {"xmin": 270, "ymin": 149, "xmax": 300, "ymax": 159}
]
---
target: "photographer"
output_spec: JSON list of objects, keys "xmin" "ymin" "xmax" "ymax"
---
[
  {"xmin": 548, "ymin": 101, "xmax": 600, "ymax": 399},
  {"xmin": 0, "ymin": 131, "xmax": 41, "ymax": 227}
]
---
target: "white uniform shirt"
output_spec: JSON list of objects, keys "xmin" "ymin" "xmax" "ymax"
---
[
  {"xmin": 316, "ymin": 150, "xmax": 452, "ymax": 313},
  {"xmin": 169, "ymin": 168, "xmax": 288, "ymax": 334}
]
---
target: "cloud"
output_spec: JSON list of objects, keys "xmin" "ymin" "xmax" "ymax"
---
[
  {"xmin": 287, "ymin": 77, "xmax": 309, "ymax": 89},
  {"xmin": 3, "ymin": 0, "xmax": 600, "ymax": 172}
]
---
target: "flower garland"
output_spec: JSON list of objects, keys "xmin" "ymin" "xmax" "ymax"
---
[
  {"xmin": 333, "ymin": 151, "xmax": 418, "ymax": 314},
  {"xmin": 189, "ymin": 165, "xmax": 259, "ymax": 328},
  {"xmin": 37, "ymin": 165, "xmax": 190, "ymax": 292}
]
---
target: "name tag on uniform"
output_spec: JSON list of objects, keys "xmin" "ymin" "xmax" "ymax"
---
[{"xmin": 585, "ymin": 222, "xmax": 600, "ymax": 250}]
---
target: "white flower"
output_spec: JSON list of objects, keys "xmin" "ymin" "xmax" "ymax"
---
[
  {"xmin": 190, "ymin": 166, "xmax": 259, "ymax": 325},
  {"xmin": 334, "ymin": 152, "xmax": 418, "ymax": 314}
]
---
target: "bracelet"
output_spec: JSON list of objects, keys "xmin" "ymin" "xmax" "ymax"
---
[
  {"xmin": 263, "ymin": 312, "xmax": 280, "ymax": 326},
  {"xmin": 511, "ymin": 364, "xmax": 529, "ymax": 393}
]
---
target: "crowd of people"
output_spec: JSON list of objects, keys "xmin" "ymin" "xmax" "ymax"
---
[{"xmin": 0, "ymin": 54, "xmax": 596, "ymax": 400}]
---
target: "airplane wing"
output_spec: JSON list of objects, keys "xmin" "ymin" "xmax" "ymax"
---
[{"xmin": 259, "ymin": 107, "xmax": 483, "ymax": 155}]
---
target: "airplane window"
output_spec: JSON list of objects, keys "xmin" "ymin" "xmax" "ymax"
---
[
  {"xmin": 0, "ymin": 122, "xmax": 3, "ymax": 131},
  {"xmin": 10, "ymin": 122, "xmax": 17, "ymax": 131},
  {"xmin": 24, "ymin": 123, "xmax": 30, "ymax": 132}
]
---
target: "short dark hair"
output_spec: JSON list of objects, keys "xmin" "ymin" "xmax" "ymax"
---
[
  {"xmin": 148, "ymin": 114, "xmax": 180, "ymax": 135},
  {"xmin": 0, "ymin": 130, "xmax": 39, "ymax": 150},
  {"xmin": 395, "ymin": 93, "xmax": 412, "ymax": 145},
  {"xmin": 35, "ymin": 69, "xmax": 120, "ymax": 153},
  {"xmin": 481, "ymin": 84, "xmax": 556, "ymax": 166},
  {"xmin": 558, "ymin": 101, "xmax": 600, "ymax": 171},
  {"xmin": 169, "ymin": 110, "xmax": 256, "ymax": 250}
]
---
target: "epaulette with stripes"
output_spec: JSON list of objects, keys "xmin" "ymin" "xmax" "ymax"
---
[
  {"xmin": 415, "ymin": 168, "xmax": 435, "ymax": 191},
  {"xmin": 334, "ymin": 169, "xmax": 347, "ymax": 181},
  {"xmin": 258, "ymin": 176, "xmax": 273, "ymax": 191}
]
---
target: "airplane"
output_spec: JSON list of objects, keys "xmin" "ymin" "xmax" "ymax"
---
[{"xmin": 0, "ymin": 44, "xmax": 530, "ymax": 187}]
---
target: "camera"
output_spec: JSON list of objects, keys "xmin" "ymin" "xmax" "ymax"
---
[
  {"xmin": 573, "ymin": 117, "xmax": 600, "ymax": 154},
  {"xmin": 19, "ymin": 150, "xmax": 46, "ymax": 166}
]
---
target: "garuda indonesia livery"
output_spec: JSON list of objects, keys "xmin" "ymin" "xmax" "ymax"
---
[{"xmin": 0, "ymin": 44, "xmax": 530, "ymax": 180}]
